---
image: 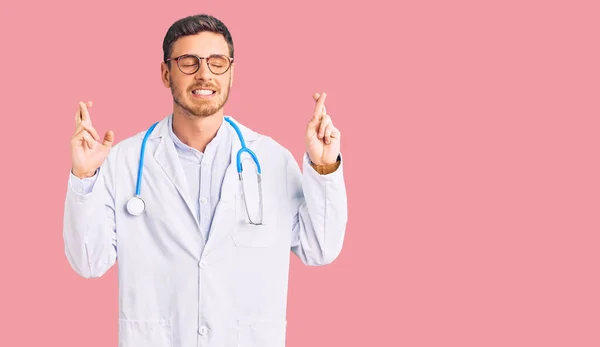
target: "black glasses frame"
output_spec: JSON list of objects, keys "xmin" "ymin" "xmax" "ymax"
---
[{"xmin": 166, "ymin": 54, "xmax": 233, "ymax": 75}]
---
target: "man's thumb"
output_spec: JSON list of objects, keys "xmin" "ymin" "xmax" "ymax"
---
[{"xmin": 103, "ymin": 130, "xmax": 115, "ymax": 147}]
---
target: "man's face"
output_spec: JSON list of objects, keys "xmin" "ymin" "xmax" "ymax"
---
[{"xmin": 161, "ymin": 32, "xmax": 234, "ymax": 118}]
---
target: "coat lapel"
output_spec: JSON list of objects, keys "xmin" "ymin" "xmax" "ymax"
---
[{"xmin": 149, "ymin": 116, "xmax": 201, "ymax": 233}]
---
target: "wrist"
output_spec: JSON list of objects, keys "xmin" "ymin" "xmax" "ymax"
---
[
  {"xmin": 309, "ymin": 153, "xmax": 341, "ymax": 166},
  {"xmin": 309, "ymin": 154, "xmax": 341, "ymax": 175},
  {"xmin": 72, "ymin": 168, "xmax": 97, "ymax": 179}
]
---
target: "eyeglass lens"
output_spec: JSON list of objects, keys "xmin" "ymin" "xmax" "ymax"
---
[{"xmin": 178, "ymin": 55, "xmax": 230, "ymax": 75}]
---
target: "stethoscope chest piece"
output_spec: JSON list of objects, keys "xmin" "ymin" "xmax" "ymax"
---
[{"xmin": 127, "ymin": 196, "xmax": 146, "ymax": 216}]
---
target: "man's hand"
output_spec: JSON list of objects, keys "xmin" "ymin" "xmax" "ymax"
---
[
  {"xmin": 70, "ymin": 101, "xmax": 114, "ymax": 179},
  {"xmin": 305, "ymin": 92, "xmax": 341, "ymax": 166}
]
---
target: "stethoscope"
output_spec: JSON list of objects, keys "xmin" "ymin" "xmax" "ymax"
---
[{"xmin": 126, "ymin": 116, "xmax": 264, "ymax": 225}]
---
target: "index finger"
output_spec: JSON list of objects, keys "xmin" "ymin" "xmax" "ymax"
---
[
  {"xmin": 79, "ymin": 101, "xmax": 94, "ymax": 124},
  {"xmin": 75, "ymin": 102, "xmax": 83, "ymax": 125},
  {"xmin": 313, "ymin": 92, "xmax": 327, "ymax": 119}
]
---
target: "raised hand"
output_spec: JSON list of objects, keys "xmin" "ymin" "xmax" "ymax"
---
[
  {"xmin": 70, "ymin": 101, "xmax": 114, "ymax": 178},
  {"xmin": 305, "ymin": 92, "xmax": 341, "ymax": 165}
]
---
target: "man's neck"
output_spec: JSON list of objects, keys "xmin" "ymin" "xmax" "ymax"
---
[{"xmin": 172, "ymin": 108, "xmax": 223, "ymax": 153}]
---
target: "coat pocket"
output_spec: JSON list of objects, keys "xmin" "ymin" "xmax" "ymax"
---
[
  {"xmin": 118, "ymin": 319, "xmax": 172, "ymax": 347},
  {"xmin": 231, "ymin": 221, "xmax": 277, "ymax": 248},
  {"xmin": 237, "ymin": 319, "xmax": 287, "ymax": 347},
  {"xmin": 231, "ymin": 195, "xmax": 279, "ymax": 248}
]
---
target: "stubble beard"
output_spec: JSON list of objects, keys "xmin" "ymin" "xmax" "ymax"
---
[{"xmin": 170, "ymin": 77, "xmax": 231, "ymax": 118}]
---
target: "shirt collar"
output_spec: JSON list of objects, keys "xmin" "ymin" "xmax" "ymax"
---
[{"xmin": 167, "ymin": 113, "xmax": 226, "ymax": 155}]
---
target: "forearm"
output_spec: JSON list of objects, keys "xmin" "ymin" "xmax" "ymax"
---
[
  {"xmin": 63, "ymin": 168, "xmax": 117, "ymax": 278},
  {"xmin": 290, "ymin": 152, "xmax": 348, "ymax": 265}
]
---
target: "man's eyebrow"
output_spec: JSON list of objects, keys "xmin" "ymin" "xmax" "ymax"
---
[{"xmin": 172, "ymin": 52, "xmax": 229, "ymax": 57}]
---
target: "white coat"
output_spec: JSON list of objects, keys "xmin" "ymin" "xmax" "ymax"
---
[{"xmin": 62, "ymin": 115, "xmax": 348, "ymax": 347}]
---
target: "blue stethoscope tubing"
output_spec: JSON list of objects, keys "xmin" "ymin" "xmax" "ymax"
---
[
  {"xmin": 126, "ymin": 116, "xmax": 263, "ymax": 224},
  {"xmin": 125, "ymin": 121, "xmax": 159, "ymax": 216},
  {"xmin": 224, "ymin": 117, "xmax": 261, "ymax": 175},
  {"xmin": 225, "ymin": 117, "xmax": 264, "ymax": 225},
  {"xmin": 136, "ymin": 121, "xmax": 159, "ymax": 196}
]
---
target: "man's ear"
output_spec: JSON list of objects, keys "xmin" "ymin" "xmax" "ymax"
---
[
  {"xmin": 161, "ymin": 62, "xmax": 170, "ymax": 88},
  {"xmin": 229, "ymin": 63, "xmax": 234, "ymax": 88}
]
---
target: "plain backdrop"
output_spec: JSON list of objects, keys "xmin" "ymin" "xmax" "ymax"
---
[{"xmin": 1, "ymin": 0, "xmax": 599, "ymax": 346}]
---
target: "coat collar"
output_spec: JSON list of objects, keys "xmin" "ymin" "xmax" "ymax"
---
[{"xmin": 147, "ymin": 113, "xmax": 259, "ymax": 143}]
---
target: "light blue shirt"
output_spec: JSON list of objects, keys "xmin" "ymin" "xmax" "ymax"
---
[{"xmin": 70, "ymin": 114, "xmax": 232, "ymax": 242}]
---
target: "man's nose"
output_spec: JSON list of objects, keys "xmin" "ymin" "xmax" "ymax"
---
[{"xmin": 195, "ymin": 58, "xmax": 213, "ymax": 80}]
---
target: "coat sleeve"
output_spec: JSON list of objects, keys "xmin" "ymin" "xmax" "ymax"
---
[
  {"xmin": 62, "ymin": 146, "xmax": 118, "ymax": 278},
  {"xmin": 287, "ymin": 150, "xmax": 348, "ymax": 266}
]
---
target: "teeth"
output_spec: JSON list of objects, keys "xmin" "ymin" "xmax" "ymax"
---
[{"xmin": 193, "ymin": 89, "xmax": 214, "ymax": 95}]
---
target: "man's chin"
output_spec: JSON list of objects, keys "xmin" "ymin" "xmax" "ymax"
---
[
  {"xmin": 174, "ymin": 98, "xmax": 214, "ymax": 117},
  {"xmin": 173, "ymin": 92, "xmax": 226, "ymax": 118},
  {"xmin": 189, "ymin": 104, "xmax": 221, "ymax": 118}
]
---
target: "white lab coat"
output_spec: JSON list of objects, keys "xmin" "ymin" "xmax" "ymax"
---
[{"xmin": 63, "ymin": 115, "xmax": 348, "ymax": 347}]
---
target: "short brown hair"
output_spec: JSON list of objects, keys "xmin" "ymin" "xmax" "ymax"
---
[{"xmin": 162, "ymin": 14, "xmax": 234, "ymax": 65}]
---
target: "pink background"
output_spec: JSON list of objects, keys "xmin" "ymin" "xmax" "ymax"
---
[{"xmin": 1, "ymin": 0, "xmax": 599, "ymax": 346}]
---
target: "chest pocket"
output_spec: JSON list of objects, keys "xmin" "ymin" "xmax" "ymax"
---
[
  {"xmin": 232, "ymin": 221, "xmax": 277, "ymax": 247},
  {"xmin": 230, "ymin": 168, "xmax": 280, "ymax": 248},
  {"xmin": 231, "ymin": 196, "xmax": 280, "ymax": 248}
]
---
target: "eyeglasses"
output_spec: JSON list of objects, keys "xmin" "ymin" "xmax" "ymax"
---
[{"xmin": 166, "ymin": 54, "xmax": 233, "ymax": 75}]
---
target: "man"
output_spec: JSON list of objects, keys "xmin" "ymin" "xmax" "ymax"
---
[{"xmin": 64, "ymin": 14, "xmax": 347, "ymax": 347}]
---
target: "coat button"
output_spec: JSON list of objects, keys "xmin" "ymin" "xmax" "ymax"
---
[
  {"xmin": 198, "ymin": 261, "xmax": 206, "ymax": 269},
  {"xmin": 198, "ymin": 326, "xmax": 208, "ymax": 335}
]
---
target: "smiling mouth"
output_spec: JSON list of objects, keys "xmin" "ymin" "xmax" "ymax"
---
[{"xmin": 192, "ymin": 89, "xmax": 216, "ymax": 96}]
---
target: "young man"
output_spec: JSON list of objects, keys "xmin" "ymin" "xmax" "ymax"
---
[{"xmin": 64, "ymin": 14, "xmax": 347, "ymax": 347}]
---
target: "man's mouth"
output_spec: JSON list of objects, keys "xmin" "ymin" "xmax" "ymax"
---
[{"xmin": 192, "ymin": 89, "xmax": 216, "ymax": 96}]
